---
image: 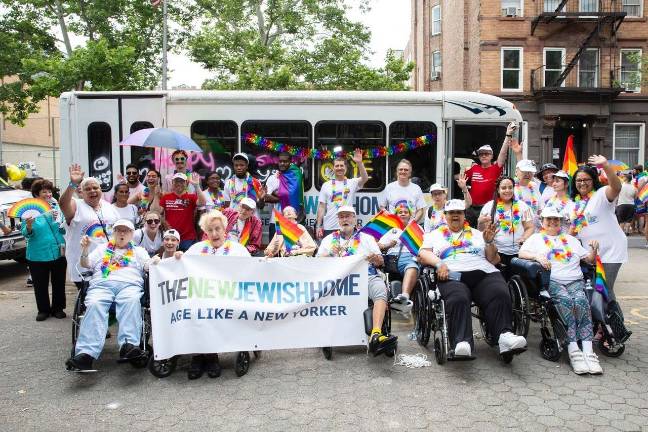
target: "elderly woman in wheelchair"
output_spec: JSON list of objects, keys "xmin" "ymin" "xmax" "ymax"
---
[
  {"xmin": 418, "ymin": 199, "xmax": 528, "ymax": 361},
  {"xmin": 66, "ymin": 219, "xmax": 151, "ymax": 372},
  {"xmin": 518, "ymin": 207, "xmax": 602, "ymax": 375}
]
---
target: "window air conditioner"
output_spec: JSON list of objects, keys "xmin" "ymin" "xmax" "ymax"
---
[
  {"xmin": 504, "ymin": 7, "xmax": 518, "ymax": 17},
  {"xmin": 621, "ymin": 83, "xmax": 635, "ymax": 93}
]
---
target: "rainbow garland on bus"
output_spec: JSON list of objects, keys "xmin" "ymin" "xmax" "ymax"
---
[{"xmin": 243, "ymin": 133, "xmax": 436, "ymax": 160}]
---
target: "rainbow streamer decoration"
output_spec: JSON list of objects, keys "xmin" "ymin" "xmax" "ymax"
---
[
  {"xmin": 85, "ymin": 223, "xmax": 107, "ymax": 239},
  {"xmin": 360, "ymin": 210, "xmax": 405, "ymax": 241},
  {"xmin": 7, "ymin": 198, "xmax": 51, "ymax": 219},
  {"xmin": 594, "ymin": 255, "xmax": 610, "ymax": 301},
  {"xmin": 273, "ymin": 209, "xmax": 304, "ymax": 250},
  {"xmin": 399, "ymin": 220, "xmax": 424, "ymax": 256},
  {"xmin": 239, "ymin": 220, "xmax": 251, "ymax": 246},
  {"xmin": 562, "ymin": 134, "xmax": 578, "ymax": 178},
  {"xmin": 638, "ymin": 183, "xmax": 648, "ymax": 205}
]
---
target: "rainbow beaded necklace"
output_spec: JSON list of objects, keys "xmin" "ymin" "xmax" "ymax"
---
[
  {"xmin": 208, "ymin": 188, "xmax": 225, "ymax": 210},
  {"xmin": 100, "ymin": 241, "xmax": 135, "ymax": 278},
  {"xmin": 571, "ymin": 191, "xmax": 593, "ymax": 235},
  {"xmin": 331, "ymin": 230, "xmax": 360, "ymax": 256},
  {"xmin": 540, "ymin": 229, "xmax": 573, "ymax": 263},
  {"xmin": 515, "ymin": 181, "xmax": 538, "ymax": 212},
  {"xmin": 438, "ymin": 221, "xmax": 473, "ymax": 259},
  {"xmin": 495, "ymin": 199, "xmax": 520, "ymax": 233},
  {"xmin": 199, "ymin": 240, "xmax": 232, "ymax": 256}
]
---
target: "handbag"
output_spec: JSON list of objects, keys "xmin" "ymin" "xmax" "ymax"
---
[{"xmin": 383, "ymin": 244, "xmax": 403, "ymax": 274}]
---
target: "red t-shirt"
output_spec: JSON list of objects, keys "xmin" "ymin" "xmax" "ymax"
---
[
  {"xmin": 465, "ymin": 163, "xmax": 503, "ymax": 206},
  {"xmin": 160, "ymin": 192, "xmax": 198, "ymax": 241}
]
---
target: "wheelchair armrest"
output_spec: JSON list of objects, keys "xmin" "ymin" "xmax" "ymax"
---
[{"xmin": 510, "ymin": 257, "xmax": 550, "ymax": 289}]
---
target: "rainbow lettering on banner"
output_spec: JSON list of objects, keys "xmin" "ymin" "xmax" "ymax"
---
[
  {"xmin": 399, "ymin": 220, "xmax": 424, "ymax": 256},
  {"xmin": 359, "ymin": 210, "xmax": 405, "ymax": 241},
  {"xmin": 239, "ymin": 220, "xmax": 252, "ymax": 246},
  {"xmin": 273, "ymin": 209, "xmax": 304, "ymax": 250},
  {"xmin": 7, "ymin": 198, "xmax": 51, "ymax": 219},
  {"xmin": 86, "ymin": 223, "xmax": 107, "ymax": 239},
  {"xmin": 594, "ymin": 255, "xmax": 610, "ymax": 301}
]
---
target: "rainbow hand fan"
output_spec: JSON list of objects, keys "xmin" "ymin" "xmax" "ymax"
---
[{"xmin": 7, "ymin": 198, "xmax": 51, "ymax": 219}]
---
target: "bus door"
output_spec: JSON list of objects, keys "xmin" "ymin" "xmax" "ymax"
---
[{"xmin": 120, "ymin": 96, "xmax": 166, "ymax": 177}]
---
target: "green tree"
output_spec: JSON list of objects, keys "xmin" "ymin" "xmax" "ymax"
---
[{"xmin": 189, "ymin": 0, "xmax": 413, "ymax": 90}]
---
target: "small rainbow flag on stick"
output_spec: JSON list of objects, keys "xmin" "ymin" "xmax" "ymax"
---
[
  {"xmin": 594, "ymin": 255, "xmax": 610, "ymax": 301},
  {"xmin": 360, "ymin": 210, "xmax": 405, "ymax": 241},
  {"xmin": 638, "ymin": 183, "xmax": 648, "ymax": 205},
  {"xmin": 562, "ymin": 134, "xmax": 578, "ymax": 178},
  {"xmin": 398, "ymin": 220, "xmax": 424, "ymax": 256},
  {"xmin": 239, "ymin": 220, "xmax": 252, "ymax": 246},
  {"xmin": 7, "ymin": 198, "xmax": 51, "ymax": 219},
  {"xmin": 273, "ymin": 209, "xmax": 304, "ymax": 250}
]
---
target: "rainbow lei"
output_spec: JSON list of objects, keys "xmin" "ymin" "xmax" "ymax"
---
[
  {"xmin": 571, "ymin": 191, "xmax": 593, "ymax": 235},
  {"xmin": 244, "ymin": 133, "xmax": 435, "ymax": 160},
  {"xmin": 547, "ymin": 194, "xmax": 570, "ymax": 213},
  {"xmin": 495, "ymin": 199, "xmax": 520, "ymax": 233},
  {"xmin": 515, "ymin": 181, "xmax": 538, "ymax": 212},
  {"xmin": 540, "ymin": 230, "xmax": 573, "ymax": 263},
  {"xmin": 331, "ymin": 178, "xmax": 350, "ymax": 207},
  {"xmin": 438, "ymin": 222, "xmax": 473, "ymax": 259},
  {"xmin": 331, "ymin": 231, "xmax": 361, "ymax": 256},
  {"xmin": 428, "ymin": 205, "xmax": 446, "ymax": 230},
  {"xmin": 208, "ymin": 189, "xmax": 225, "ymax": 210},
  {"xmin": 139, "ymin": 187, "xmax": 150, "ymax": 211},
  {"xmin": 199, "ymin": 240, "xmax": 231, "ymax": 256},
  {"xmin": 230, "ymin": 174, "xmax": 260, "ymax": 205},
  {"xmin": 100, "ymin": 241, "xmax": 134, "ymax": 278}
]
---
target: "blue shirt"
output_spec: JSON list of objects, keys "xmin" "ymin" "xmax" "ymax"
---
[{"xmin": 21, "ymin": 214, "xmax": 65, "ymax": 262}]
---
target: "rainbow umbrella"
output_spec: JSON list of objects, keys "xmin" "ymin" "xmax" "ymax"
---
[{"xmin": 607, "ymin": 159, "xmax": 629, "ymax": 171}]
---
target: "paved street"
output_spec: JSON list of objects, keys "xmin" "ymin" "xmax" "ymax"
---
[{"xmin": 1, "ymin": 249, "xmax": 647, "ymax": 432}]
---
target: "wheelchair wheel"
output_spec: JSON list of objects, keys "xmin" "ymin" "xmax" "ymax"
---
[
  {"xmin": 599, "ymin": 341, "xmax": 625, "ymax": 358},
  {"xmin": 414, "ymin": 275, "xmax": 432, "ymax": 347},
  {"xmin": 70, "ymin": 290, "xmax": 86, "ymax": 357},
  {"xmin": 433, "ymin": 301, "xmax": 448, "ymax": 365},
  {"xmin": 322, "ymin": 347, "xmax": 333, "ymax": 360},
  {"xmin": 508, "ymin": 276, "xmax": 530, "ymax": 338},
  {"xmin": 148, "ymin": 356, "xmax": 177, "ymax": 378},
  {"xmin": 478, "ymin": 308, "xmax": 496, "ymax": 347},
  {"xmin": 539, "ymin": 338, "xmax": 561, "ymax": 362},
  {"xmin": 235, "ymin": 351, "xmax": 250, "ymax": 377}
]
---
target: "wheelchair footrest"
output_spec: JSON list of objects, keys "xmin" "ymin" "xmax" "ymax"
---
[{"xmin": 447, "ymin": 353, "xmax": 476, "ymax": 361}]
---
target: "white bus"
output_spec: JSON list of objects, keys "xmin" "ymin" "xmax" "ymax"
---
[{"xmin": 59, "ymin": 90, "xmax": 525, "ymax": 233}]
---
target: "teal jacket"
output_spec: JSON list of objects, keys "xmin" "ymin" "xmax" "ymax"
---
[{"xmin": 21, "ymin": 214, "xmax": 65, "ymax": 262}]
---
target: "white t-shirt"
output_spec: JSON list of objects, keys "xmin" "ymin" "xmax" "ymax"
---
[
  {"xmin": 185, "ymin": 240, "xmax": 251, "ymax": 257},
  {"xmin": 379, "ymin": 181, "xmax": 426, "ymax": 214},
  {"xmin": 112, "ymin": 203, "xmax": 139, "ymax": 225},
  {"xmin": 65, "ymin": 198, "xmax": 120, "ymax": 282},
  {"xmin": 514, "ymin": 180, "xmax": 542, "ymax": 218},
  {"xmin": 480, "ymin": 200, "xmax": 533, "ymax": 255},
  {"xmin": 540, "ymin": 185, "xmax": 555, "ymax": 208},
  {"xmin": 421, "ymin": 226, "xmax": 499, "ymax": 273},
  {"xmin": 318, "ymin": 177, "xmax": 362, "ymax": 230},
  {"xmin": 86, "ymin": 243, "xmax": 150, "ymax": 285},
  {"xmin": 103, "ymin": 183, "xmax": 145, "ymax": 203},
  {"xmin": 618, "ymin": 183, "xmax": 636, "ymax": 206},
  {"xmin": 424, "ymin": 206, "xmax": 446, "ymax": 233},
  {"xmin": 520, "ymin": 233, "xmax": 589, "ymax": 285},
  {"xmin": 542, "ymin": 195, "xmax": 576, "ymax": 233},
  {"xmin": 317, "ymin": 231, "xmax": 380, "ymax": 258},
  {"xmin": 379, "ymin": 227, "xmax": 405, "ymax": 255},
  {"xmin": 573, "ymin": 187, "xmax": 627, "ymax": 263},
  {"xmin": 265, "ymin": 173, "xmax": 281, "ymax": 223},
  {"xmin": 133, "ymin": 228, "xmax": 163, "ymax": 255}
]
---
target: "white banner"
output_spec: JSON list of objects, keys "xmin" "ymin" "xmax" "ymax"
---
[{"xmin": 149, "ymin": 255, "xmax": 368, "ymax": 359}]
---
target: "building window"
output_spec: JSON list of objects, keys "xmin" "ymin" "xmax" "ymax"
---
[
  {"xmin": 431, "ymin": 5, "xmax": 441, "ymax": 35},
  {"xmin": 544, "ymin": 48, "xmax": 566, "ymax": 87},
  {"xmin": 579, "ymin": 0, "xmax": 598, "ymax": 12},
  {"xmin": 388, "ymin": 122, "xmax": 437, "ymax": 190},
  {"xmin": 614, "ymin": 124, "xmax": 645, "ymax": 167},
  {"xmin": 501, "ymin": 47, "xmax": 523, "ymax": 91},
  {"xmin": 87, "ymin": 122, "xmax": 113, "ymax": 192},
  {"xmin": 191, "ymin": 120, "xmax": 239, "ymax": 181},
  {"xmin": 622, "ymin": 0, "xmax": 642, "ymax": 17},
  {"xmin": 620, "ymin": 49, "xmax": 642, "ymax": 93},
  {"xmin": 578, "ymin": 48, "xmax": 599, "ymax": 88},
  {"xmin": 431, "ymin": 51, "xmax": 442, "ymax": 80},
  {"xmin": 544, "ymin": 0, "xmax": 565, "ymax": 12},
  {"xmin": 502, "ymin": 0, "xmax": 523, "ymax": 16}
]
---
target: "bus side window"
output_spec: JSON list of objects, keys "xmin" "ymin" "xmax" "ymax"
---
[
  {"xmin": 388, "ymin": 121, "xmax": 437, "ymax": 192},
  {"xmin": 191, "ymin": 121, "xmax": 238, "ymax": 182},
  {"xmin": 130, "ymin": 121, "xmax": 154, "ymax": 180},
  {"xmin": 88, "ymin": 122, "xmax": 113, "ymax": 192},
  {"xmin": 240, "ymin": 120, "xmax": 312, "ymax": 188},
  {"xmin": 314, "ymin": 121, "xmax": 386, "ymax": 191}
]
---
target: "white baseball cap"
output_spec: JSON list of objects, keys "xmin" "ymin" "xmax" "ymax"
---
[
  {"xmin": 233, "ymin": 152, "xmax": 249, "ymax": 163},
  {"xmin": 163, "ymin": 229, "xmax": 181, "ymax": 241},
  {"xmin": 239, "ymin": 197, "xmax": 257, "ymax": 210},
  {"xmin": 477, "ymin": 145, "xmax": 493, "ymax": 154},
  {"xmin": 553, "ymin": 170, "xmax": 570, "ymax": 180},
  {"xmin": 516, "ymin": 159, "xmax": 537, "ymax": 173},
  {"xmin": 540, "ymin": 207, "xmax": 562, "ymax": 219},
  {"xmin": 429, "ymin": 183, "xmax": 447, "ymax": 193},
  {"xmin": 113, "ymin": 219, "xmax": 135, "ymax": 231},
  {"xmin": 337, "ymin": 205, "xmax": 356, "ymax": 215},
  {"xmin": 172, "ymin": 172, "xmax": 187, "ymax": 181},
  {"xmin": 444, "ymin": 199, "xmax": 466, "ymax": 212}
]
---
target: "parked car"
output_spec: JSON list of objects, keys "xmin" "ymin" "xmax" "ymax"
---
[{"xmin": 0, "ymin": 177, "xmax": 31, "ymax": 262}]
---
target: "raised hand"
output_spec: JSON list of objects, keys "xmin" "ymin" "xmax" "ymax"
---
[
  {"xmin": 352, "ymin": 148, "xmax": 364, "ymax": 164},
  {"xmin": 510, "ymin": 139, "xmax": 523, "ymax": 154},
  {"xmin": 588, "ymin": 155, "xmax": 608, "ymax": 168},
  {"xmin": 506, "ymin": 121, "xmax": 518, "ymax": 136},
  {"xmin": 589, "ymin": 240, "xmax": 599, "ymax": 253},
  {"xmin": 189, "ymin": 172, "xmax": 201, "ymax": 185},
  {"xmin": 117, "ymin": 173, "xmax": 126, "ymax": 184},
  {"xmin": 483, "ymin": 222, "xmax": 499, "ymax": 244},
  {"xmin": 69, "ymin": 164, "xmax": 85, "ymax": 185},
  {"xmin": 456, "ymin": 172, "xmax": 468, "ymax": 190}
]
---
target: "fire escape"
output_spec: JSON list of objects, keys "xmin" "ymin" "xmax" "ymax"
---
[{"xmin": 530, "ymin": 0, "xmax": 626, "ymax": 100}]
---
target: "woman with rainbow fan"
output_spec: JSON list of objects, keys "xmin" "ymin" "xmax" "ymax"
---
[
  {"xmin": 520, "ymin": 207, "xmax": 602, "ymax": 375},
  {"xmin": 419, "ymin": 199, "xmax": 527, "ymax": 361}
]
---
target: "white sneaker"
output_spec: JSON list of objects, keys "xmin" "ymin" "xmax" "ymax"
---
[
  {"xmin": 569, "ymin": 350, "xmax": 589, "ymax": 375},
  {"xmin": 390, "ymin": 295, "xmax": 413, "ymax": 313},
  {"xmin": 498, "ymin": 332, "xmax": 527, "ymax": 354},
  {"xmin": 584, "ymin": 352, "xmax": 603, "ymax": 375},
  {"xmin": 454, "ymin": 341, "xmax": 471, "ymax": 357}
]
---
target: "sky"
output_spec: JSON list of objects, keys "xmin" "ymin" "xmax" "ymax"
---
[{"xmin": 167, "ymin": 0, "xmax": 412, "ymax": 88}]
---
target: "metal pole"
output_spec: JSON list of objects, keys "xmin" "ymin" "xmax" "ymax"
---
[
  {"xmin": 162, "ymin": 0, "xmax": 168, "ymax": 90},
  {"xmin": 51, "ymin": 117, "xmax": 57, "ymax": 185}
]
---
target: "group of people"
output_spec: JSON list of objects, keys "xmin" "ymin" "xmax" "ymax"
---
[{"xmin": 12, "ymin": 130, "xmax": 635, "ymax": 378}]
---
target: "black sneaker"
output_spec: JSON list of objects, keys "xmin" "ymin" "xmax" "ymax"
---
[
  {"xmin": 66, "ymin": 353, "xmax": 94, "ymax": 371},
  {"xmin": 204, "ymin": 354, "xmax": 221, "ymax": 378},
  {"xmin": 119, "ymin": 343, "xmax": 144, "ymax": 360},
  {"xmin": 53, "ymin": 310, "xmax": 67, "ymax": 319},
  {"xmin": 188, "ymin": 355, "xmax": 204, "ymax": 380},
  {"xmin": 368, "ymin": 332, "xmax": 398, "ymax": 356},
  {"xmin": 36, "ymin": 312, "xmax": 49, "ymax": 321}
]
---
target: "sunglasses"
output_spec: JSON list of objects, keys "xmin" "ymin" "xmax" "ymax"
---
[
  {"xmin": 174, "ymin": 157, "xmax": 186, "ymax": 162},
  {"xmin": 146, "ymin": 219, "xmax": 161, "ymax": 224},
  {"xmin": 126, "ymin": 171, "xmax": 139, "ymax": 175}
]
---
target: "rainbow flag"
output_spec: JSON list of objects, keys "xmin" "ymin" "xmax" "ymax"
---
[
  {"xmin": 273, "ymin": 209, "xmax": 304, "ymax": 250},
  {"xmin": 638, "ymin": 182, "xmax": 648, "ymax": 205},
  {"xmin": 239, "ymin": 220, "xmax": 251, "ymax": 246},
  {"xmin": 594, "ymin": 255, "xmax": 610, "ymax": 301},
  {"xmin": 398, "ymin": 220, "xmax": 424, "ymax": 256},
  {"xmin": 562, "ymin": 134, "xmax": 578, "ymax": 178},
  {"xmin": 277, "ymin": 164, "xmax": 304, "ymax": 213},
  {"xmin": 360, "ymin": 210, "xmax": 405, "ymax": 241}
]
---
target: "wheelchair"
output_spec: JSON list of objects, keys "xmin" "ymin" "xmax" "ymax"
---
[
  {"xmin": 68, "ymin": 271, "xmax": 152, "ymax": 371},
  {"xmin": 148, "ymin": 351, "xmax": 260, "ymax": 378},
  {"xmin": 412, "ymin": 266, "xmax": 529, "ymax": 364}
]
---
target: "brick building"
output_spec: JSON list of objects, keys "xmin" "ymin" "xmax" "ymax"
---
[{"xmin": 407, "ymin": 0, "xmax": 648, "ymax": 168}]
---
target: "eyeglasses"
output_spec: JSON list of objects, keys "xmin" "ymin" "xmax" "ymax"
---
[
  {"xmin": 174, "ymin": 157, "xmax": 186, "ymax": 162},
  {"xmin": 575, "ymin": 179, "xmax": 593, "ymax": 184},
  {"xmin": 146, "ymin": 219, "xmax": 161, "ymax": 224},
  {"xmin": 126, "ymin": 171, "xmax": 139, "ymax": 175}
]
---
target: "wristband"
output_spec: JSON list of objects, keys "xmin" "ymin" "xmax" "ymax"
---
[
  {"xmin": 485, "ymin": 240, "xmax": 494, "ymax": 245},
  {"xmin": 68, "ymin": 181, "xmax": 79, "ymax": 190}
]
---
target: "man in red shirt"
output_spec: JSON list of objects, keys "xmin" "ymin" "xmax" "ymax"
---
[
  {"xmin": 222, "ymin": 197, "xmax": 263, "ymax": 256},
  {"xmin": 465, "ymin": 122, "xmax": 521, "ymax": 227},
  {"xmin": 160, "ymin": 172, "xmax": 206, "ymax": 251}
]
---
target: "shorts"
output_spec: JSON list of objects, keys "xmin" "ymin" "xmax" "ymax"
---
[
  {"xmin": 397, "ymin": 252, "xmax": 420, "ymax": 274},
  {"xmin": 615, "ymin": 204, "xmax": 635, "ymax": 223},
  {"xmin": 368, "ymin": 274, "xmax": 388, "ymax": 302}
]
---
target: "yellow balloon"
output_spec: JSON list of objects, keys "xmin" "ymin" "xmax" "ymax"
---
[
  {"xmin": 6, "ymin": 164, "xmax": 21, "ymax": 181},
  {"xmin": 16, "ymin": 168, "xmax": 27, "ymax": 181}
]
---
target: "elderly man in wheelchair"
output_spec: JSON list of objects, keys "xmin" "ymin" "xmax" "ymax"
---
[
  {"xmin": 65, "ymin": 219, "xmax": 151, "ymax": 372},
  {"xmin": 418, "ymin": 199, "xmax": 527, "ymax": 361}
]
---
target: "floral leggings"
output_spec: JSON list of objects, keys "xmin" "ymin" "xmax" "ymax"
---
[{"xmin": 548, "ymin": 279, "xmax": 594, "ymax": 343}]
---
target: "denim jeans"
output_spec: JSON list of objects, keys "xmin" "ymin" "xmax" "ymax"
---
[{"xmin": 75, "ymin": 279, "xmax": 143, "ymax": 359}]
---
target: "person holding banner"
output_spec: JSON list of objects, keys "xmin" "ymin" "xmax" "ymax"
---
[
  {"xmin": 316, "ymin": 205, "xmax": 398, "ymax": 356},
  {"xmin": 222, "ymin": 197, "xmax": 263, "ymax": 256},
  {"xmin": 316, "ymin": 149, "xmax": 369, "ymax": 239},
  {"xmin": 419, "ymin": 199, "xmax": 527, "ymax": 360},
  {"xmin": 265, "ymin": 206, "xmax": 316, "ymax": 257},
  {"xmin": 150, "ymin": 229, "xmax": 182, "ymax": 262},
  {"xmin": 65, "ymin": 219, "xmax": 150, "ymax": 372}
]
